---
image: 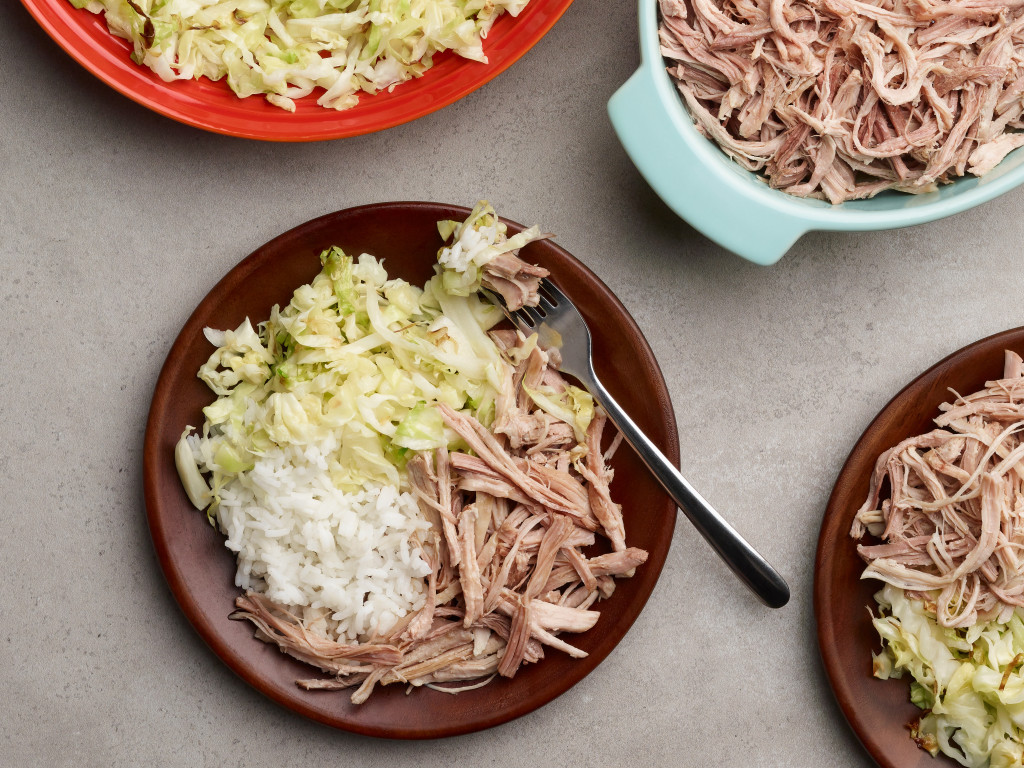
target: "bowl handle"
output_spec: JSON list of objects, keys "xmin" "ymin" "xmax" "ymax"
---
[{"xmin": 608, "ymin": 67, "xmax": 809, "ymax": 266}]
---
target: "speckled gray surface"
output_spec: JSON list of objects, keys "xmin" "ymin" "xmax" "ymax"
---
[{"xmin": 5, "ymin": 2, "xmax": 1024, "ymax": 766}]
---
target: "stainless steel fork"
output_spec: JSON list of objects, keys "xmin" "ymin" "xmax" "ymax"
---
[{"xmin": 491, "ymin": 279, "xmax": 790, "ymax": 608}]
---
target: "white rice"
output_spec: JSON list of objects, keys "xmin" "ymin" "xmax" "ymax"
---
[{"xmin": 213, "ymin": 435, "xmax": 432, "ymax": 642}]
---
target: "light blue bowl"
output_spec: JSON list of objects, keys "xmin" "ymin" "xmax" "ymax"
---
[{"xmin": 608, "ymin": 0, "xmax": 1024, "ymax": 265}]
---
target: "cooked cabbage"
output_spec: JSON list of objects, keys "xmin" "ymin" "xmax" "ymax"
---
[
  {"xmin": 70, "ymin": 0, "xmax": 530, "ymax": 111},
  {"xmin": 175, "ymin": 243, "xmax": 511, "ymax": 514},
  {"xmin": 872, "ymin": 584, "xmax": 1024, "ymax": 767},
  {"xmin": 523, "ymin": 383, "xmax": 593, "ymax": 443}
]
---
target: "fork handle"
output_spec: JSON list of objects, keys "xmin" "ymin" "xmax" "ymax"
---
[{"xmin": 585, "ymin": 373, "xmax": 791, "ymax": 608}]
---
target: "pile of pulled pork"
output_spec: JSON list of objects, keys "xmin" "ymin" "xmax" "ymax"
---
[
  {"xmin": 660, "ymin": 0, "xmax": 1024, "ymax": 203},
  {"xmin": 231, "ymin": 296, "xmax": 646, "ymax": 703},
  {"xmin": 851, "ymin": 350, "xmax": 1024, "ymax": 628}
]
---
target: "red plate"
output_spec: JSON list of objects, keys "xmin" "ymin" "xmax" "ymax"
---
[
  {"xmin": 21, "ymin": 0, "xmax": 574, "ymax": 141},
  {"xmin": 143, "ymin": 202, "xmax": 678, "ymax": 737}
]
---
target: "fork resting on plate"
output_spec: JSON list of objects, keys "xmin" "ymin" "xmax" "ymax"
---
[{"xmin": 489, "ymin": 278, "xmax": 790, "ymax": 609}]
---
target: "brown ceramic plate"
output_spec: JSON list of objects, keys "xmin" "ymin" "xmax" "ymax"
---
[
  {"xmin": 815, "ymin": 327, "xmax": 1024, "ymax": 768},
  {"xmin": 143, "ymin": 201, "xmax": 678, "ymax": 738}
]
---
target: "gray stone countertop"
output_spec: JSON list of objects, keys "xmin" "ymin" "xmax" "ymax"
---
[{"xmin": 5, "ymin": 2, "xmax": 1020, "ymax": 766}]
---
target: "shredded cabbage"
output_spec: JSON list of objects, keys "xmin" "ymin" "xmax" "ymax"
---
[
  {"xmin": 174, "ymin": 242, "xmax": 519, "ymax": 514},
  {"xmin": 71, "ymin": 0, "xmax": 531, "ymax": 111},
  {"xmin": 523, "ymin": 383, "xmax": 593, "ymax": 443},
  {"xmin": 872, "ymin": 584, "xmax": 1024, "ymax": 767}
]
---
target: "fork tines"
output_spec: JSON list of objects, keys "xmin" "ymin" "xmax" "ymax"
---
[
  {"xmin": 483, "ymin": 277, "xmax": 571, "ymax": 335},
  {"xmin": 538, "ymin": 277, "xmax": 567, "ymax": 307}
]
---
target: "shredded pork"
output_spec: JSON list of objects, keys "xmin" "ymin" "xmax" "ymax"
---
[
  {"xmin": 481, "ymin": 251, "xmax": 549, "ymax": 310},
  {"xmin": 660, "ymin": 0, "xmax": 1024, "ymax": 203},
  {"xmin": 851, "ymin": 350, "xmax": 1024, "ymax": 627},
  {"xmin": 229, "ymin": 331, "xmax": 647, "ymax": 702}
]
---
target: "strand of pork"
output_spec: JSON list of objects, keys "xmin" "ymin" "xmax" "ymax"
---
[
  {"xmin": 850, "ymin": 350, "xmax": 1024, "ymax": 628},
  {"xmin": 659, "ymin": 0, "xmax": 1024, "ymax": 203},
  {"xmin": 481, "ymin": 250, "xmax": 549, "ymax": 311},
  {"xmin": 229, "ymin": 330, "xmax": 648, "ymax": 702}
]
